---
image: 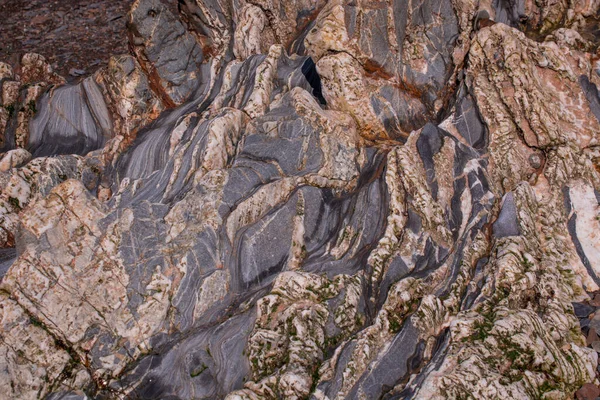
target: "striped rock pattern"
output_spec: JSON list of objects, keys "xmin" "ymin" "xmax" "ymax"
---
[{"xmin": 1, "ymin": 0, "xmax": 600, "ymax": 399}]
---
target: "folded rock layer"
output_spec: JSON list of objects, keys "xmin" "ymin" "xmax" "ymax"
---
[{"xmin": 1, "ymin": 0, "xmax": 600, "ymax": 399}]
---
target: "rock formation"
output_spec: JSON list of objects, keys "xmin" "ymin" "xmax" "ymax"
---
[{"xmin": 1, "ymin": 0, "xmax": 600, "ymax": 399}]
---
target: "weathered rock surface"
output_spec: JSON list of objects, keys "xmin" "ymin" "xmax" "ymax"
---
[
  {"xmin": 304, "ymin": 0, "xmax": 466, "ymax": 141},
  {"xmin": 128, "ymin": 0, "xmax": 206, "ymax": 107},
  {"xmin": 1, "ymin": 0, "xmax": 600, "ymax": 399}
]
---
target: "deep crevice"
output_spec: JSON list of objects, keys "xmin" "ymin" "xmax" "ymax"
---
[{"xmin": 301, "ymin": 57, "xmax": 326, "ymax": 105}]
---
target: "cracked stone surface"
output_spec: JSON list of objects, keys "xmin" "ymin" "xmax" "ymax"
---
[{"xmin": 1, "ymin": 0, "xmax": 600, "ymax": 399}]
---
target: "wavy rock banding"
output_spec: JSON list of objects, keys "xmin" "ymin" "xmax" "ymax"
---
[{"xmin": 1, "ymin": 0, "xmax": 600, "ymax": 399}]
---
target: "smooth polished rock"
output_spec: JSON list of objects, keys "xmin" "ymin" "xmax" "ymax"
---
[{"xmin": 28, "ymin": 78, "xmax": 112, "ymax": 156}]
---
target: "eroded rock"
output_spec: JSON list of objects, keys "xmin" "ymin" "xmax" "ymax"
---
[
  {"xmin": 0, "ymin": 1, "xmax": 599, "ymax": 400},
  {"xmin": 128, "ymin": 0, "xmax": 205, "ymax": 107}
]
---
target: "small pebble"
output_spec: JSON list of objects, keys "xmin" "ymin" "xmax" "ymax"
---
[
  {"xmin": 575, "ymin": 383, "xmax": 600, "ymax": 400},
  {"xmin": 69, "ymin": 68, "xmax": 86, "ymax": 76},
  {"xmin": 578, "ymin": 317, "xmax": 592, "ymax": 339},
  {"xmin": 574, "ymin": 302, "xmax": 595, "ymax": 318},
  {"xmin": 586, "ymin": 327, "xmax": 598, "ymax": 346},
  {"xmin": 589, "ymin": 314, "xmax": 600, "ymax": 333},
  {"xmin": 528, "ymin": 153, "xmax": 543, "ymax": 169}
]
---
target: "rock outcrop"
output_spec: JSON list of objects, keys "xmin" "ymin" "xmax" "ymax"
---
[{"xmin": 1, "ymin": 0, "xmax": 600, "ymax": 399}]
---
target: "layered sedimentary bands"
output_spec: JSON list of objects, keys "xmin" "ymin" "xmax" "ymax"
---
[{"xmin": 1, "ymin": 0, "xmax": 600, "ymax": 399}]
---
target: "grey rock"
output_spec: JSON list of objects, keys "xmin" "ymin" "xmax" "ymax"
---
[
  {"xmin": 304, "ymin": 0, "xmax": 465, "ymax": 140},
  {"xmin": 128, "ymin": 0, "xmax": 205, "ymax": 107},
  {"xmin": 28, "ymin": 77, "xmax": 112, "ymax": 157},
  {"xmin": 574, "ymin": 302, "xmax": 596, "ymax": 318},
  {"xmin": 580, "ymin": 75, "xmax": 600, "ymax": 125},
  {"xmin": 493, "ymin": 192, "xmax": 521, "ymax": 238},
  {"xmin": 68, "ymin": 68, "xmax": 87, "ymax": 77},
  {"xmin": 0, "ymin": 247, "xmax": 16, "ymax": 279},
  {"xmin": 453, "ymin": 86, "xmax": 487, "ymax": 150},
  {"xmin": 493, "ymin": 0, "xmax": 527, "ymax": 28}
]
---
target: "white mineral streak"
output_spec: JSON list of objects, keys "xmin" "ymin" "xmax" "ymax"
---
[
  {"xmin": 367, "ymin": 146, "xmax": 407, "ymax": 289},
  {"xmin": 0, "ymin": 148, "xmax": 32, "ymax": 172},
  {"xmin": 226, "ymin": 177, "xmax": 297, "ymax": 242},
  {"xmin": 568, "ymin": 181, "xmax": 600, "ymax": 276},
  {"xmin": 234, "ymin": 4, "xmax": 274, "ymax": 60},
  {"xmin": 193, "ymin": 269, "xmax": 230, "ymax": 321},
  {"xmin": 0, "ymin": 294, "xmax": 72, "ymax": 400},
  {"xmin": 289, "ymin": 87, "xmax": 364, "ymax": 190},
  {"xmin": 0, "ymin": 156, "xmax": 86, "ymax": 247},
  {"xmin": 287, "ymin": 191, "xmax": 306, "ymax": 271},
  {"xmin": 244, "ymin": 45, "xmax": 284, "ymax": 118},
  {"xmin": 394, "ymin": 135, "xmax": 452, "ymax": 246},
  {"xmin": 328, "ymin": 277, "xmax": 424, "ymax": 400},
  {"xmin": 315, "ymin": 52, "xmax": 388, "ymax": 141},
  {"xmin": 97, "ymin": 55, "xmax": 164, "ymax": 139}
]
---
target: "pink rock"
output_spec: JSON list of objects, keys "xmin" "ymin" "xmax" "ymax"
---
[{"xmin": 576, "ymin": 383, "xmax": 600, "ymax": 400}]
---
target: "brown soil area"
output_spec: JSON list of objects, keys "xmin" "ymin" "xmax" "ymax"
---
[{"xmin": 0, "ymin": 0, "xmax": 134, "ymax": 79}]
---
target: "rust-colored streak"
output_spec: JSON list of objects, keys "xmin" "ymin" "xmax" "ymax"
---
[
  {"xmin": 143, "ymin": 62, "xmax": 177, "ymax": 109},
  {"xmin": 286, "ymin": 5, "xmax": 328, "ymax": 50},
  {"xmin": 4, "ymin": 229, "xmax": 15, "ymax": 248},
  {"xmin": 477, "ymin": 18, "xmax": 496, "ymax": 30},
  {"xmin": 126, "ymin": 27, "xmax": 177, "ymax": 109},
  {"xmin": 363, "ymin": 58, "xmax": 426, "ymax": 100},
  {"xmin": 363, "ymin": 59, "xmax": 394, "ymax": 80},
  {"xmin": 394, "ymin": 77, "xmax": 426, "ymax": 100},
  {"xmin": 202, "ymin": 43, "xmax": 218, "ymax": 60},
  {"xmin": 130, "ymin": 48, "xmax": 177, "ymax": 109}
]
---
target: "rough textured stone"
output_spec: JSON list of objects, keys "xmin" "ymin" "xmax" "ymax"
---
[
  {"xmin": 128, "ymin": 0, "xmax": 205, "ymax": 107},
  {"xmin": 0, "ymin": 54, "xmax": 65, "ymax": 152},
  {"xmin": 0, "ymin": 1, "xmax": 600, "ymax": 399},
  {"xmin": 304, "ymin": 0, "xmax": 468, "ymax": 141},
  {"xmin": 95, "ymin": 54, "xmax": 165, "ymax": 140}
]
